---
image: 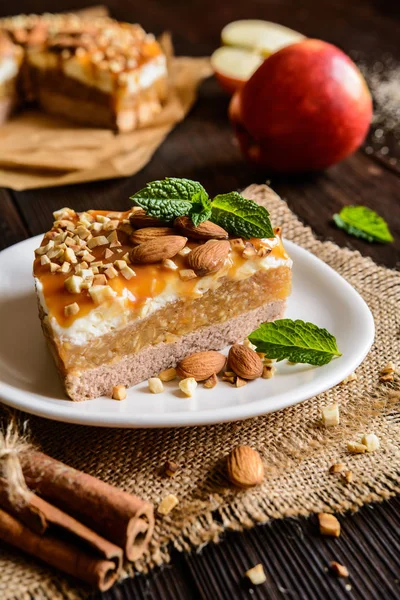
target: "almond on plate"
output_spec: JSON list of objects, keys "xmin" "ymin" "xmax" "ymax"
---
[
  {"xmin": 228, "ymin": 344, "xmax": 263, "ymax": 380},
  {"xmin": 177, "ymin": 351, "xmax": 226, "ymax": 381}
]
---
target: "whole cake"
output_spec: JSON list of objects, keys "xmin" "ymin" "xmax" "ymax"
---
[
  {"xmin": 33, "ymin": 182, "xmax": 292, "ymax": 401},
  {"xmin": 0, "ymin": 12, "xmax": 168, "ymax": 131}
]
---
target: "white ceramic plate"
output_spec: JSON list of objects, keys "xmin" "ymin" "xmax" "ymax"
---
[{"xmin": 0, "ymin": 236, "xmax": 374, "ymax": 428}]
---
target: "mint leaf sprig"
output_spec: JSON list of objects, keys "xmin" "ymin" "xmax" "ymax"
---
[
  {"xmin": 211, "ymin": 192, "xmax": 274, "ymax": 239},
  {"xmin": 248, "ymin": 319, "xmax": 342, "ymax": 366},
  {"xmin": 130, "ymin": 178, "xmax": 275, "ymax": 239},
  {"xmin": 131, "ymin": 178, "xmax": 211, "ymax": 224},
  {"xmin": 333, "ymin": 206, "xmax": 393, "ymax": 243}
]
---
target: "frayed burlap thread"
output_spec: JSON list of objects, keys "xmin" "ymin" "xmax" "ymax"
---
[{"xmin": 0, "ymin": 184, "xmax": 399, "ymax": 599}]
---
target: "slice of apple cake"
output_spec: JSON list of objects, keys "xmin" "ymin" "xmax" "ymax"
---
[{"xmin": 34, "ymin": 182, "xmax": 292, "ymax": 401}]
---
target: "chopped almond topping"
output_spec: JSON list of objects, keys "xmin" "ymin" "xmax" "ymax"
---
[
  {"xmin": 158, "ymin": 368, "xmax": 177, "ymax": 382},
  {"xmin": 329, "ymin": 463, "xmax": 345, "ymax": 474},
  {"xmin": 379, "ymin": 362, "xmax": 396, "ymax": 382},
  {"xmin": 64, "ymin": 302, "xmax": 80, "ymax": 317},
  {"xmin": 341, "ymin": 372, "xmax": 357, "ymax": 384},
  {"xmin": 236, "ymin": 376, "xmax": 247, "ymax": 387},
  {"xmin": 93, "ymin": 274, "xmax": 107, "ymax": 286},
  {"xmin": 91, "ymin": 222, "xmax": 103, "ymax": 233},
  {"xmin": 347, "ymin": 441, "xmax": 367, "ymax": 454},
  {"xmin": 330, "ymin": 562, "xmax": 349, "ymax": 577},
  {"xmin": 257, "ymin": 246, "xmax": 271, "ymax": 258},
  {"xmin": 230, "ymin": 238, "xmax": 246, "ymax": 252},
  {"xmin": 121, "ymin": 266, "xmax": 136, "ymax": 280},
  {"xmin": 262, "ymin": 365, "xmax": 275, "ymax": 379},
  {"xmin": 179, "ymin": 377, "xmax": 197, "ymax": 397},
  {"xmin": 40, "ymin": 255, "xmax": 51, "ymax": 265},
  {"xmin": 64, "ymin": 247, "xmax": 78, "ymax": 264},
  {"xmin": 318, "ymin": 513, "xmax": 340, "ymax": 537},
  {"xmin": 242, "ymin": 243, "xmax": 257, "ymax": 258},
  {"xmin": 177, "ymin": 246, "xmax": 191, "ymax": 256},
  {"xmin": 107, "ymin": 230, "xmax": 119, "ymax": 244},
  {"xmin": 47, "ymin": 247, "xmax": 64, "ymax": 260},
  {"xmin": 243, "ymin": 338, "xmax": 257, "ymax": 351},
  {"xmin": 343, "ymin": 470, "xmax": 353, "ymax": 483},
  {"xmin": 89, "ymin": 285, "xmax": 116, "ymax": 305},
  {"xmin": 49, "ymin": 262, "xmax": 60, "ymax": 273},
  {"xmin": 321, "ymin": 403, "xmax": 340, "ymax": 426},
  {"xmin": 148, "ymin": 378, "xmax": 164, "ymax": 394},
  {"xmin": 60, "ymin": 261, "xmax": 71, "ymax": 274},
  {"xmin": 76, "ymin": 226, "xmax": 91, "ymax": 240},
  {"xmin": 164, "ymin": 460, "xmax": 179, "ymax": 477},
  {"xmin": 64, "ymin": 237, "xmax": 76, "ymax": 247},
  {"xmin": 114, "ymin": 260, "xmax": 127, "ymax": 270},
  {"xmin": 96, "ymin": 215, "xmax": 110, "ymax": 224},
  {"xmin": 245, "ymin": 564, "xmax": 266, "ymax": 585},
  {"xmin": 204, "ymin": 373, "xmax": 218, "ymax": 389},
  {"xmin": 179, "ymin": 269, "xmax": 197, "ymax": 281},
  {"xmin": 104, "ymin": 248, "xmax": 114, "ymax": 259},
  {"xmin": 53, "ymin": 207, "xmax": 75, "ymax": 220},
  {"xmin": 35, "ymin": 240, "xmax": 54, "ymax": 255},
  {"xmin": 88, "ymin": 235, "xmax": 109, "ymax": 249},
  {"xmin": 64, "ymin": 275, "xmax": 83, "ymax": 294},
  {"xmin": 163, "ymin": 258, "xmax": 178, "ymax": 270},
  {"xmin": 361, "ymin": 433, "xmax": 380, "ymax": 452},
  {"xmin": 103, "ymin": 219, "xmax": 119, "ymax": 231},
  {"xmin": 105, "ymin": 266, "xmax": 118, "ymax": 279},
  {"xmin": 112, "ymin": 385, "xmax": 127, "ymax": 401},
  {"xmin": 157, "ymin": 494, "xmax": 179, "ymax": 516}
]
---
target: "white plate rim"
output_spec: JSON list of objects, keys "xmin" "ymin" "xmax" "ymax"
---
[{"xmin": 0, "ymin": 236, "xmax": 375, "ymax": 428}]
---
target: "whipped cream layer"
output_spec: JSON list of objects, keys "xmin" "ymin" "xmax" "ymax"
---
[{"xmin": 34, "ymin": 208, "xmax": 292, "ymax": 346}]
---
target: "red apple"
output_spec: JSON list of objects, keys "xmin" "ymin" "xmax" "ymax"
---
[
  {"xmin": 211, "ymin": 47, "xmax": 264, "ymax": 95},
  {"xmin": 229, "ymin": 39, "xmax": 373, "ymax": 172}
]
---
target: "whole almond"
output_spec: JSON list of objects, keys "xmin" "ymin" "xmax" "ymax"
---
[
  {"xmin": 130, "ymin": 236, "xmax": 187, "ymax": 264},
  {"xmin": 174, "ymin": 216, "xmax": 228, "ymax": 240},
  {"xmin": 130, "ymin": 227, "xmax": 175, "ymax": 245},
  {"xmin": 227, "ymin": 446, "xmax": 264, "ymax": 488},
  {"xmin": 177, "ymin": 351, "xmax": 226, "ymax": 381},
  {"xmin": 129, "ymin": 208, "xmax": 164, "ymax": 228},
  {"xmin": 187, "ymin": 240, "xmax": 230, "ymax": 275},
  {"xmin": 228, "ymin": 344, "xmax": 263, "ymax": 380}
]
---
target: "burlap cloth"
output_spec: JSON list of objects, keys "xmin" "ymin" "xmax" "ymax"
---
[{"xmin": 0, "ymin": 184, "xmax": 399, "ymax": 599}]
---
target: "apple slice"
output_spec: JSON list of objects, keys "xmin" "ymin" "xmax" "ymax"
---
[
  {"xmin": 221, "ymin": 19, "xmax": 305, "ymax": 57},
  {"xmin": 211, "ymin": 46, "xmax": 264, "ymax": 94}
]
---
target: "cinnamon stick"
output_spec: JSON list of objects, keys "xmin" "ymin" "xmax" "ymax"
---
[
  {"xmin": 0, "ymin": 477, "xmax": 122, "ymax": 569},
  {"xmin": 21, "ymin": 452, "xmax": 154, "ymax": 561},
  {"xmin": 0, "ymin": 508, "xmax": 119, "ymax": 591}
]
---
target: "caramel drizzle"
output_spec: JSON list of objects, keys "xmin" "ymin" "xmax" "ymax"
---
[{"xmin": 34, "ymin": 209, "xmax": 290, "ymax": 328}]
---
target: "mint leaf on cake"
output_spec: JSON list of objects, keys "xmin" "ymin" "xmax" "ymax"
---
[
  {"xmin": 333, "ymin": 206, "xmax": 393, "ymax": 243},
  {"xmin": 211, "ymin": 191, "xmax": 275, "ymax": 239},
  {"xmin": 249, "ymin": 319, "xmax": 341, "ymax": 366},
  {"xmin": 131, "ymin": 179, "xmax": 275, "ymax": 238},
  {"xmin": 130, "ymin": 178, "xmax": 209, "ymax": 223},
  {"xmin": 189, "ymin": 190, "xmax": 212, "ymax": 226}
]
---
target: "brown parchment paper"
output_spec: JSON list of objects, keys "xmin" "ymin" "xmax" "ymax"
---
[{"xmin": 0, "ymin": 44, "xmax": 211, "ymax": 190}]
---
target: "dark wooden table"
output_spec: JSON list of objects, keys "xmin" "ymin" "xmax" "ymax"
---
[{"xmin": 0, "ymin": 0, "xmax": 399, "ymax": 598}]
